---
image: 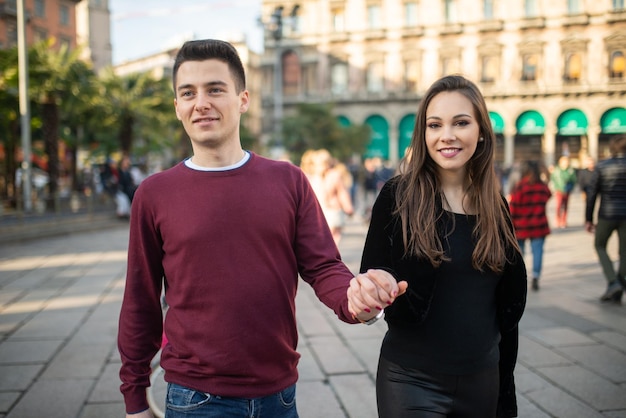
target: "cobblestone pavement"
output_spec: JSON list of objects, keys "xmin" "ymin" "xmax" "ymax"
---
[{"xmin": 0, "ymin": 192, "xmax": 624, "ymax": 417}]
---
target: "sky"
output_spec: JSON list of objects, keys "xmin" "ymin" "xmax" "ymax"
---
[{"xmin": 109, "ymin": 0, "xmax": 265, "ymax": 65}]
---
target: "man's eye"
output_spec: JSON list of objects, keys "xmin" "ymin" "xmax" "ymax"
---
[{"xmin": 180, "ymin": 91, "xmax": 193, "ymax": 97}]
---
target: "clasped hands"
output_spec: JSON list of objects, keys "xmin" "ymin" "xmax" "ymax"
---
[{"xmin": 347, "ymin": 269, "xmax": 408, "ymax": 323}]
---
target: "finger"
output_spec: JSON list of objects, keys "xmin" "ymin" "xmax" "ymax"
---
[
  {"xmin": 396, "ymin": 281, "xmax": 408, "ymax": 297},
  {"xmin": 348, "ymin": 278, "xmax": 378, "ymax": 314},
  {"xmin": 352, "ymin": 274, "xmax": 386, "ymax": 311},
  {"xmin": 364, "ymin": 269, "xmax": 401, "ymax": 304}
]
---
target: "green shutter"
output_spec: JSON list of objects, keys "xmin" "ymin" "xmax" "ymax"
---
[
  {"xmin": 364, "ymin": 115, "xmax": 389, "ymax": 159},
  {"xmin": 557, "ymin": 109, "xmax": 588, "ymax": 135},
  {"xmin": 398, "ymin": 114, "xmax": 415, "ymax": 158},
  {"xmin": 489, "ymin": 111, "xmax": 505, "ymax": 134},
  {"xmin": 600, "ymin": 107, "xmax": 626, "ymax": 134},
  {"xmin": 516, "ymin": 111, "xmax": 545, "ymax": 135}
]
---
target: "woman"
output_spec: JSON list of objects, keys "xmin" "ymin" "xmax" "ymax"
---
[
  {"xmin": 301, "ymin": 149, "xmax": 354, "ymax": 244},
  {"xmin": 358, "ymin": 75, "xmax": 527, "ymax": 417},
  {"xmin": 509, "ymin": 161, "xmax": 552, "ymax": 291}
]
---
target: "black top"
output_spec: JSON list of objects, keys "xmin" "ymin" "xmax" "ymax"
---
[
  {"xmin": 381, "ymin": 212, "xmax": 500, "ymax": 375},
  {"xmin": 360, "ymin": 178, "xmax": 527, "ymax": 417}
]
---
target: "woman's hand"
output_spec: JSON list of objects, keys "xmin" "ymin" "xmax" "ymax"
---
[{"xmin": 347, "ymin": 269, "xmax": 408, "ymax": 322}]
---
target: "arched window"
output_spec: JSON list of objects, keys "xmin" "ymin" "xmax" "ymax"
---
[
  {"xmin": 525, "ymin": 0, "xmax": 537, "ymax": 17},
  {"xmin": 282, "ymin": 51, "xmax": 300, "ymax": 96},
  {"xmin": 564, "ymin": 52, "xmax": 582, "ymax": 82},
  {"xmin": 481, "ymin": 55, "xmax": 498, "ymax": 83},
  {"xmin": 610, "ymin": 50, "xmax": 625, "ymax": 79},
  {"xmin": 522, "ymin": 53, "xmax": 539, "ymax": 81},
  {"xmin": 483, "ymin": 0, "xmax": 494, "ymax": 19},
  {"xmin": 444, "ymin": 0, "xmax": 458, "ymax": 23},
  {"xmin": 404, "ymin": 59, "xmax": 420, "ymax": 91},
  {"xmin": 366, "ymin": 61, "xmax": 384, "ymax": 92},
  {"xmin": 331, "ymin": 63, "xmax": 348, "ymax": 95}
]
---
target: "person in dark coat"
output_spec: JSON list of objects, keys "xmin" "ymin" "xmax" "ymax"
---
[{"xmin": 585, "ymin": 135, "xmax": 626, "ymax": 303}]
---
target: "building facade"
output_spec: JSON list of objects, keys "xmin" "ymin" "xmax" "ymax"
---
[
  {"xmin": 0, "ymin": 0, "xmax": 82, "ymax": 49},
  {"xmin": 258, "ymin": 0, "xmax": 626, "ymax": 169},
  {"xmin": 75, "ymin": 0, "xmax": 111, "ymax": 72}
]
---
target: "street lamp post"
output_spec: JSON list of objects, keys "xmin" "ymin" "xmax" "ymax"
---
[
  {"xmin": 17, "ymin": 0, "xmax": 32, "ymax": 212},
  {"xmin": 263, "ymin": 4, "xmax": 299, "ymax": 158},
  {"xmin": 271, "ymin": 6, "xmax": 284, "ymax": 155}
]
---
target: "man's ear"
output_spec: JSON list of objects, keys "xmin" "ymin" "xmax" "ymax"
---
[
  {"xmin": 239, "ymin": 91, "xmax": 250, "ymax": 114},
  {"xmin": 174, "ymin": 98, "xmax": 181, "ymax": 120}
]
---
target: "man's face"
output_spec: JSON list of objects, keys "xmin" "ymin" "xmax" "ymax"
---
[{"xmin": 174, "ymin": 59, "xmax": 249, "ymax": 151}]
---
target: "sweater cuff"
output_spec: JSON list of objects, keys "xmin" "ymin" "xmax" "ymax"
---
[{"xmin": 123, "ymin": 385, "xmax": 150, "ymax": 415}]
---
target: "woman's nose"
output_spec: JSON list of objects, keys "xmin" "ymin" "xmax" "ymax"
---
[{"xmin": 441, "ymin": 126, "xmax": 456, "ymax": 141}]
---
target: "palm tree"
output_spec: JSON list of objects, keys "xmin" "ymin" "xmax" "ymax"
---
[
  {"xmin": 58, "ymin": 59, "xmax": 99, "ymax": 191},
  {"xmin": 0, "ymin": 47, "xmax": 21, "ymax": 205},
  {"xmin": 28, "ymin": 39, "xmax": 88, "ymax": 206},
  {"xmin": 282, "ymin": 103, "xmax": 370, "ymax": 164},
  {"xmin": 98, "ymin": 69, "xmax": 177, "ymax": 156}
]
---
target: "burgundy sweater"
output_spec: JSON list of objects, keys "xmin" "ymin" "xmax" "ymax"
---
[{"xmin": 118, "ymin": 153, "xmax": 356, "ymax": 414}]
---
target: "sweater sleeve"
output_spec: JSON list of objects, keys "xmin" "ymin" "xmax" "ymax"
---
[
  {"xmin": 294, "ymin": 171, "xmax": 359, "ymax": 324},
  {"xmin": 117, "ymin": 182, "xmax": 166, "ymax": 414}
]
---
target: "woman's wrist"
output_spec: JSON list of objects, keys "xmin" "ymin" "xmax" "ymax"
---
[{"xmin": 353, "ymin": 309, "xmax": 384, "ymax": 325}]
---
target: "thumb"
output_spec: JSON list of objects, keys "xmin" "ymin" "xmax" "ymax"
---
[{"xmin": 396, "ymin": 281, "xmax": 408, "ymax": 297}]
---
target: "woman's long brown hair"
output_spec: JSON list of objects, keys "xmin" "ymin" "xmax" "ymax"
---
[{"xmin": 395, "ymin": 75, "xmax": 519, "ymax": 273}]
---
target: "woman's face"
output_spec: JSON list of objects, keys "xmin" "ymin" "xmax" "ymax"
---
[{"xmin": 424, "ymin": 91, "xmax": 480, "ymax": 177}]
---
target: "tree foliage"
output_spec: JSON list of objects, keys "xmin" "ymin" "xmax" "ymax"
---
[{"xmin": 281, "ymin": 103, "xmax": 370, "ymax": 164}]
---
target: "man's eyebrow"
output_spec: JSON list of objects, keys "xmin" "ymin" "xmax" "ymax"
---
[{"xmin": 177, "ymin": 80, "xmax": 227, "ymax": 92}]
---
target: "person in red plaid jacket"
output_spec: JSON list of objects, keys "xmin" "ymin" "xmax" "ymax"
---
[{"xmin": 509, "ymin": 161, "xmax": 552, "ymax": 291}]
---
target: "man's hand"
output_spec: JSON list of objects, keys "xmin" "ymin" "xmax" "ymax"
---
[
  {"xmin": 126, "ymin": 409, "xmax": 154, "ymax": 418},
  {"xmin": 347, "ymin": 269, "xmax": 408, "ymax": 322},
  {"xmin": 585, "ymin": 221, "xmax": 595, "ymax": 233}
]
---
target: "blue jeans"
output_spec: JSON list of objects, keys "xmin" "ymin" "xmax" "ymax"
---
[
  {"xmin": 518, "ymin": 237, "xmax": 546, "ymax": 279},
  {"xmin": 164, "ymin": 383, "xmax": 298, "ymax": 418}
]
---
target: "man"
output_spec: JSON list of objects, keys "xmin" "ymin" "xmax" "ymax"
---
[
  {"xmin": 585, "ymin": 135, "xmax": 626, "ymax": 304},
  {"xmin": 117, "ymin": 39, "xmax": 405, "ymax": 417}
]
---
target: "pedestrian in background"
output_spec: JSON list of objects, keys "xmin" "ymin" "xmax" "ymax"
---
[
  {"xmin": 117, "ymin": 39, "xmax": 405, "ymax": 418},
  {"xmin": 301, "ymin": 149, "xmax": 354, "ymax": 245},
  {"xmin": 550, "ymin": 155, "xmax": 577, "ymax": 229},
  {"xmin": 585, "ymin": 135, "xmax": 626, "ymax": 304},
  {"xmin": 509, "ymin": 160, "xmax": 552, "ymax": 291},
  {"xmin": 356, "ymin": 75, "xmax": 527, "ymax": 418},
  {"xmin": 577, "ymin": 155, "xmax": 596, "ymax": 210}
]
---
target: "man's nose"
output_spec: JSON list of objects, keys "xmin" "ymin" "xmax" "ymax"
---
[{"xmin": 194, "ymin": 95, "xmax": 211, "ymax": 111}]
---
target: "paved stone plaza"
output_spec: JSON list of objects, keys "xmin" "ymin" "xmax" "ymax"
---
[{"xmin": 0, "ymin": 192, "xmax": 624, "ymax": 417}]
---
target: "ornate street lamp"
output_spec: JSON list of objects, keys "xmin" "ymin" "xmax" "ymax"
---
[{"xmin": 261, "ymin": 4, "xmax": 299, "ymax": 157}]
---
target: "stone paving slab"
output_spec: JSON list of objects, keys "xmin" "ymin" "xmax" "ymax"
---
[
  {"xmin": 329, "ymin": 374, "xmax": 378, "ymax": 418},
  {"xmin": 5, "ymin": 378, "xmax": 95, "ymax": 418},
  {"xmin": 0, "ymin": 193, "xmax": 625, "ymax": 417},
  {"xmin": 537, "ymin": 364, "xmax": 626, "ymax": 410}
]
